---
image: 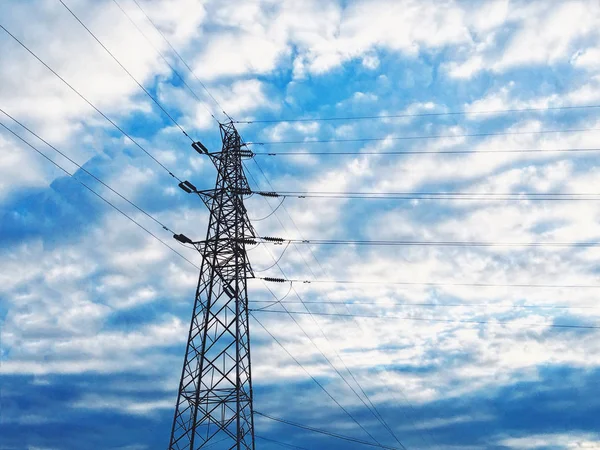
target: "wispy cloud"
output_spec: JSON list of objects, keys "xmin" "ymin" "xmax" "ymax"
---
[{"xmin": 2, "ymin": 0, "xmax": 600, "ymax": 449}]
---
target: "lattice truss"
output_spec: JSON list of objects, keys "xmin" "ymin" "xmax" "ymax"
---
[{"xmin": 169, "ymin": 123, "xmax": 256, "ymax": 450}]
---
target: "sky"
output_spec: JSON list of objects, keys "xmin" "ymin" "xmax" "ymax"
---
[{"xmin": 1, "ymin": 0, "xmax": 600, "ymax": 449}]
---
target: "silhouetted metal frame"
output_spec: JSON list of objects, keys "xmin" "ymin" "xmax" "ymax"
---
[{"xmin": 169, "ymin": 122, "xmax": 255, "ymax": 450}]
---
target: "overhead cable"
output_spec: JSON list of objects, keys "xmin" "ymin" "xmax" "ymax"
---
[
  {"xmin": 246, "ymin": 204, "xmax": 394, "ymax": 445},
  {"xmin": 255, "ymin": 411, "xmax": 406, "ymax": 450},
  {"xmin": 273, "ymin": 190, "xmax": 600, "ymax": 197},
  {"xmin": 59, "ymin": 0, "xmax": 193, "ymax": 140},
  {"xmin": 252, "ymin": 309, "xmax": 600, "ymax": 330},
  {"xmin": 0, "ymin": 121, "xmax": 200, "ymax": 270},
  {"xmin": 0, "ymin": 23, "xmax": 183, "ymax": 182},
  {"xmin": 255, "ymin": 435, "xmax": 309, "ymax": 450},
  {"xmin": 247, "ymin": 160, "xmax": 419, "ymax": 448},
  {"xmin": 253, "ymin": 147, "xmax": 600, "ymax": 156},
  {"xmin": 247, "ymin": 127, "xmax": 600, "ymax": 146},
  {"xmin": 251, "ymin": 314, "xmax": 384, "ymax": 446},
  {"xmin": 254, "ymin": 190, "xmax": 600, "ymax": 202},
  {"xmin": 254, "ymin": 282, "xmax": 293, "ymax": 311},
  {"xmin": 248, "ymin": 300, "xmax": 599, "ymax": 310},
  {"xmin": 252, "ymin": 241, "xmax": 291, "ymax": 272},
  {"xmin": 258, "ymin": 238, "xmax": 600, "ymax": 248},
  {"xmin": 130, "ymin": 0, "xmax": 227, "ymax": 118},
  {"xmin": 255, "ymin": 277, "xmax": 600, "ymax": 289},
  {"xmin": 0, "ymin": 107, "xmax": 174, "ymax": 234},
  {"xmin": 249, "ymin": 196, "xmax": 287, "ymax": 220},
  {"xmin": 255, "ymin": 266, "xmax": 392, "ymax": 446},
  {"xmin": 110, "ymin": 0, "xmax": 219, "ymax": 123},
  {"xmin": 234, "ymin": 104, "xmax": 600, "ymax": 124}
]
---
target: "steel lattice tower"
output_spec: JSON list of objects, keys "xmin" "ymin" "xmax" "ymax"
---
[{"xmin": 169, "ymin": 122, "xmax": 255, "ymax": 450}]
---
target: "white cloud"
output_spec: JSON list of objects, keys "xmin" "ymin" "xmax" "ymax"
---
[
  {"xmin": 499, "ymin": 433, "xmax": 600, "ymax": 449},
  {"xmin": 71, "ymin": 394, "xmax": 173, "ymax": 416},
  {"xmin": 361, "ymin": 54, "xmax": 380, "ymax": 70},
  {"xmin": 399, "ymin": 413, "xmax": 495, "ymax": 431},
  {"xmin": 0, "ymin": 133, "xmax": 53, "ymax": 200},
  {"xmin": 465, "ymin": 79, "xmax": 600, "ymax": 115},
  {"xmin": 0, "ymin": 205, "xmax": 202, "ymax": 376},
  {"xmin": 0, "ymin": 0, "xmax": 210, "ymax": 200},
  {"xmin": 187, "ymin": 0, "xmax": 519, "ymax": 81},
  {"xmin": 2, "ymin": 1, "xmax": 600, "ymax": 447},
  {"xmin": 446, "ymin": 55, "xmax": 485, "ymax": 79},
  {"xmin": 571, "ymin": 47, "xmax": 600, "ymax": 71},
  {"xmin": 214, "ymin": 79, "xmax": 275, "ymax": 117},
  {"xmin": 445, "ymin": 0, "xmax": 600, "ymax": 79},
  {"xmin": 234, "ymin": 107, "xmax": 600, "ymax": 409},
  {"xmin": 193, "ymin": 32, "xmax": 288, "ymax": 80},
  {"xmin": 495, "ymin": 1, "xmax": 598, "ymax": 71}
]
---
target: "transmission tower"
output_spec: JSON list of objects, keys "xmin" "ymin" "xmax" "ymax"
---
[{"xmin": 169, "ymin": 122, "xmax": 256, "ymax": 450}]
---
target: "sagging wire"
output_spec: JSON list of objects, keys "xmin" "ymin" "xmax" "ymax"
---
[
  {"xmin": 253, "ymin": 241, "xmax": 291, "ymax": 273},
  {"xmin": 254, "ymin": 281, "xmax": 293, "ymax": 311},
  {"xmin": 250, "ymin": 196, "xmax": 286, "ymax": 221}
]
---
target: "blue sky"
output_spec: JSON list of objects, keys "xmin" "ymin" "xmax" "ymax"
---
[{"xmin": 2, "ymin": 0, "xmax": 600, "ymax": 449}]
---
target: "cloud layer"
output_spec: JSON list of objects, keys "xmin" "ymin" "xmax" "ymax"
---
[{"xmin": 2, "ymin": 0, "xmax": 600, "ymax": 449}]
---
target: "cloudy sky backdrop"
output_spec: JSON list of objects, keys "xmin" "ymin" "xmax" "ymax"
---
[{"xmin": 2, "ymin": 0, "xmax": 600, "ymax": 449}]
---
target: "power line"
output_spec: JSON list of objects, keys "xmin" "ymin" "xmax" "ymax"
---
[
  {"xmin": 95, "ymin": 4, "xmax": 488, "ymax": 440},
  {"xmin": 0, "ymin": 22, "xmax": 182, "ymax": 182},
  {"xmin": 234, "ymin": 104, "xmax": 600, "ymax": 124},
  {"xmin": 255, "ymin": 411, "xmax": 404, "ymax": 450},
  {"xmin": 253, "ymin": 147, "xmax": 600, "ymax": 156},
  {"xmin": 252, "ymin": 309, "xmax": 600, "ymax": 330},
  {"xmin": 247, "ymin": 127, "xmax": 600, "ymax": 146},
  {"xmin": 254, "ymin": 281, "xmax": 293, "ymax": 311},
  {"xmin": 246, "ymin": 169, "xmax": 399, "ymax": 446},
  {"xmin": 273, "ymin": 190, "xmax": 600, "ymax": 196},
  {"xmin": 246, "ymin": 158, "xmax": 435, "ymax": 446},
  {"xmin": 202, "ymin": 437, "xmax": 232, "ymax": 448},
  {"xmin": 259, "ymin": 238, "xmax": 600, "ymax": 248},
  {"xmin": 110, "ymin": 0, "xmax": 218, "ymax": 123},
  {"xmin": 279, "ymin": 196, "xmax": 600, "ymax": 202},
  {"xmin": 254, "ymin": 277, "xmax": 600, "ymax": 289},
  {"xmin": 4, "ymin": 16, "xmax": 402, "ymax": 442},
  {"xmin": 250, "ymin": 313, "xmax": 384, "ymax": 446},
  {"xmin": 247, "ymin": 160, "xmax": 426, "ymax": 449},
  {"xmin": 252, "ymin": 241, "xmax": 291, "ymax": 273},
  {"xmin": 250, "ymin": 196, "xmax": 287, "ymax": 220},
  {"xmin": 258, "ymin": 282, "xmax": 406, "ymax": 448},
  {"xmin": 59, "ymin": 0, "xmax": 193, "ymax": 140},
  {"xmin": 255, "ymin": 435, "xmax": 309, "ymax": 450},
  {"xmin": 242, "ymin": 93, "xmax": 407, "ymax": 445},
  {"xmin": 130, "ymin": 0, "xmax": 227, "ymax": 118},
  {"xmin": 0, "ymin": 120, "xmax": 200, "ymax": 270},
  {"xmin": 248, "ymin": 300, "xmax": 599, "ymax": 310},
  {"xmin": 110, "ymin": 0, "xmax": 219, "ymax": 124},
  {"xmin": 0, "ymin": 107, "xmax": 174, "ymax": 234},
  {"xmin": 259, "ymin": 191, "xmax": 600, "ymax": 202},
  {"xmin": 251, "ymin": 242, "xmax": 393, "ymax": 447}
]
